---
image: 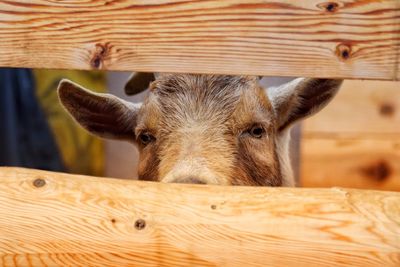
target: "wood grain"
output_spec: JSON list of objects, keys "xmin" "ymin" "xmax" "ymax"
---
[
  {"xmin": 303, "ymin": 80, "xmax": 400, "ymax": 135},
  {"xmin": 301, "ymin": 136, "xmax": 400, "ymax": 190},
  {"xmin": 0, "ymin": 0, "xmax": 399, "ymax": 79},
  {"xmin": 301, "ymin": 80, "xmax": 400, "ymax": 190},
  {"xmin": 0, "ymin": 167, "xmax": 399, "ymax": 267}
]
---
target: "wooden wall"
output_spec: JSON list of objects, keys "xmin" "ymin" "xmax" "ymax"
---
[{"xmin": 301, "ymin": 80, "xmax": 400, "ymax": 191}]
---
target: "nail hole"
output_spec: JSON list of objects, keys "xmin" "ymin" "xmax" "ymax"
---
[
  {"xmin": 135, "ymin": 219, "xmax": 146, "ymax": 230},
  {"xmin": 111, "ymin": 218, "xmax": 116, "ymax": 224},
  {"xmin": 33, "ymin": 178, "xmax": 46, "ymax": 188}
]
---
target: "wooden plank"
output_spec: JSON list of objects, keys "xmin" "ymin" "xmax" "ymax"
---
[
  {"xmin": 301, "ymin": 80, "xmax": 400, "ymax": 190},
  {"xmin": 0, "ymin": 167, "xmax": 399, "ymax": 267},
  {"xmin": 0, "ymin": 0, "xmax": 399, "ymax": 79},
  {"xmin": 397, "ymin": 0, "xmax": 400, "ymax": 80},
  {"xmin": 303, "ymin": 80, "xmax": 400, "ymax": 135},
  {"xmin": 301, "ymin": 136, "xmax": 400, "ymax": 191}
]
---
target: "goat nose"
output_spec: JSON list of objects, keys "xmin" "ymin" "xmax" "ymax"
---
[{"xmin": 174, "ymin": 177, "xmax": 207, "ymax": 185}]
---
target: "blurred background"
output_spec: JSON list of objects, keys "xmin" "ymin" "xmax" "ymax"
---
[{"xmin": 1, "ymin": 68, "xmax": 399, "ymax": 191}]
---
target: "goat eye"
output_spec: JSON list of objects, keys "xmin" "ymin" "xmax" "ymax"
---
[
  {"xmin": 249, "ymin": 125, "xmax": 265, "ymax": 138},
  {"xmin": 138, "ymin": 133, "xmax": 154, "ymax": 145}
]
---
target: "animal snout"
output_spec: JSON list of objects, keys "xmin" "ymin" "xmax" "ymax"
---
[
  {"xmin": 161, "ymin": 159, "xmax": 225, "ymax": 185},
  {"xmin": 173, "ymin": 176, "xmax": 207, "ymax": 185}
]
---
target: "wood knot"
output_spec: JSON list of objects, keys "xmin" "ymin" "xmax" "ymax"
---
[
  {"xmin": 134, "ymin": 219, "xmax": 146, "ymax": 230},
  {"xmin": 335, "ymin": 43, "xmax": 352, "ymax": 61},
  {"xmin": 360, "ymin": 160, "xmax": 391, "ymax": 182},
  {"xmin": 379, "ymin": 103, "xmax": 395, "ymax": 117},
  {"xmin": 90, "ymin": 42, "xmax": 112, "ymax": 69},
  {"xmin": 211, "ymin": 204, "xmax": 217, "ymax": 210},
  {"xmin": 33, "ymin": 178, "xmax": 46, "ymax": 188},
  {"xmin": 317, "ymin": 2, "xmax": 339, "ymax": 12}
]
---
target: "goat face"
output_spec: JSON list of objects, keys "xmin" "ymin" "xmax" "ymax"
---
[{"xmin": 58, "ymin": 74, "xmax": 342, "ymax": 186}]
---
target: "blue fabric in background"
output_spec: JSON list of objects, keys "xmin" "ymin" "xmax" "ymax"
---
[{"xmin": 0, "ymin": 68, "xmax": 65, "ymax": 171}]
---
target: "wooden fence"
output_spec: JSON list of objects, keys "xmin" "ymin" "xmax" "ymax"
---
[
  {"xmin": 0, "ymin": 167, "xmax": 399, "ymax": 266},
  {"xmin": 301, "ymin": 79, "xmax": 400, "ymax": 190},
  {"xmin": 0, "ymin": 0, "xmax": 400, "ymax": 266},
  {"xmin": 0, "ymin": 0, "xmax": 399, "ymax": 79}
]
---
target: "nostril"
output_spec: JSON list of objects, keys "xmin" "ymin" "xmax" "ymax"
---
[{"xmin": 174, "ymin": 177, "xmax": 207, "ymax": 185}]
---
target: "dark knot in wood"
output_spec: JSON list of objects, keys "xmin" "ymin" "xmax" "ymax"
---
[
  {"xmin": 135, "ymin": 219, "xmax": 146, "ymax": 230},
  {"xmin": 360, "ymin": 160, "xmax": 391, "ymax": 182},
  {"xmin": 33, "ymin": 178, "xmax": 46, "ymax": 188},
  {"xmin": 90, "ymin": 42, "xmax": 112, "ymax": 69},
  {"xmin": 335, "ymin": 43, "xmax": 352, "ymax": 61},
  {"xmin": 317, "ymin": 2, "xmax": 339, "ymax": 12},
  {"xmin": 379, "ymin": 103, "xmax": 395, "ymax": 117}
]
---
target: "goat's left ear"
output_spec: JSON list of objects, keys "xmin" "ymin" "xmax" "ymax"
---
[
  {"xmin": 58, "ymin": 79, "xmax": 141, "ymax": 142},
  {"xmin": 124, "ymin": 72, "xmax": 155, "ymax": 95},
  {"xmin": 267, "ymin": 78, "xmax": 343, "ymax": 131}
]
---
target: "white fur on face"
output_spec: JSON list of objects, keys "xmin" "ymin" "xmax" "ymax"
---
[{"xmin": 275, "ymin": 129, "xmax": 295, "ymax": 187}]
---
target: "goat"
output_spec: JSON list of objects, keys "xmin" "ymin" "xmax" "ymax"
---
[{"xmin": 58, "ymin": 73, "xmax": 342, "ymax": 186}]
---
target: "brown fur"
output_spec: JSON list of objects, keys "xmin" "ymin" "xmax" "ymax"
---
[
  {"xmin": 58, "ymin": 74, "xmax": 342, "ymax": 186},
  {"xmin": 135, "ymin": 74, "xmax": 281, "ymax": 185}
]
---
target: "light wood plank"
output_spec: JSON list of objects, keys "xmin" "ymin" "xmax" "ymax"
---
[
  {"xmin": 0, "ymin": 167, "xmax": 399, "ymax": 266},
  {"xmin": 303, "ymin": 80, "xmax": 400, "ymax": 135},
  {"xmin": 301, "ymin": 80, "xmax": 400, "ymax": 190},
  {"xmin": 301, "ymin": 136, "xmax": 400, "ymax": 191},
  {"xmin": 0, "ymin": 0, "xmax": 399, "ymax": 79}
]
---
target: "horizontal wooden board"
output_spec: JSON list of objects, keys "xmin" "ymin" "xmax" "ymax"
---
[
  {"xmin": 303, "ymin": 80, "xmax": 400, "ymax": 135},
  {"xmin": 0, "ymin": 0, "xmax": 399, "ymax": 79},
  {"xmin": 0, "ymin": 167, "xmax": 399, "ymax": 266},
  {"xmin": 301, "ymin": 80, "xmax": 400, "ymax": 190},
  {"xmin": 301, "ymin": 136, "xmax": 400, "ymax": 191}
]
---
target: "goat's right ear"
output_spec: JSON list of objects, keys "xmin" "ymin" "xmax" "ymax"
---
[{"xmin": 58, "ymin": 79, "xmax": 141, "ymax": 142}]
